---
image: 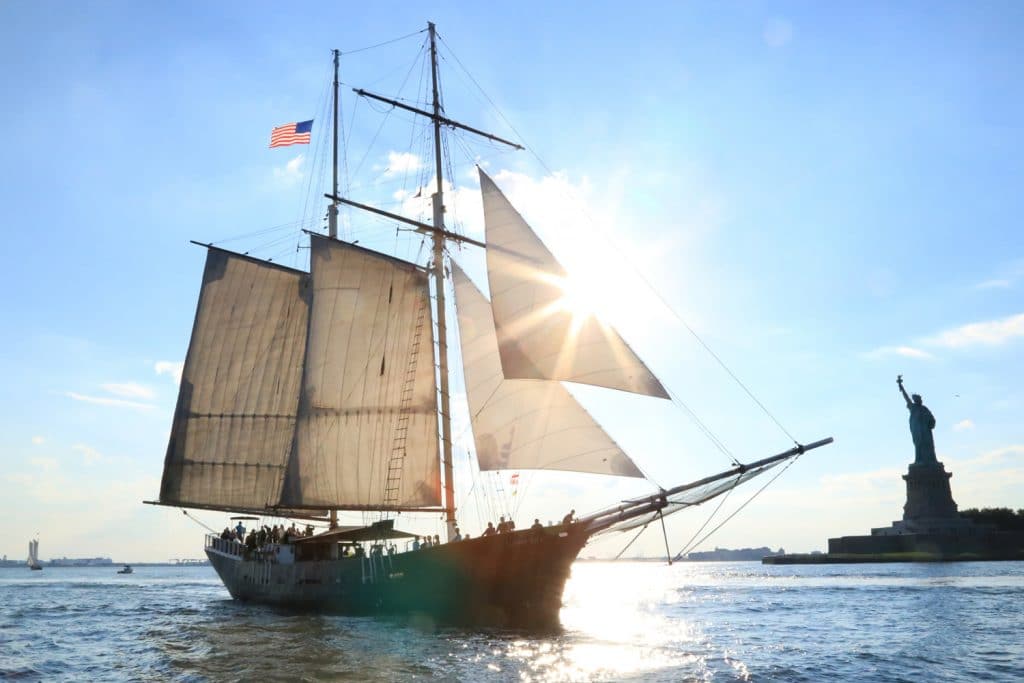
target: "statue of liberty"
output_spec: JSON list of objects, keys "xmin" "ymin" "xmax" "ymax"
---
[{"xmin": 897, "ymin": 375, "xmax": 937, "ymax": 465}]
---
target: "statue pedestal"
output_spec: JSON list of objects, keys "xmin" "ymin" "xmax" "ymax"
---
[{"xmin": 902, "ymin": 462, "xmax": 958, "ymax": 521}]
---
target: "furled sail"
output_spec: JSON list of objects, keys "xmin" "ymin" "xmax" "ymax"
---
[
  {"xmin": 479, "ymin": 169, "xmax": 669, "ymax": 399},
  {"xmin": 452, "ymin": 263, "xmax": 642, "ymax": 477},
  {"xmin": 160, "ymin": 249, "xmax": 310, "ymax": 510},
  {"xmin": 279, "ymin": 236, "xmax": 441, "ymax": 509}
]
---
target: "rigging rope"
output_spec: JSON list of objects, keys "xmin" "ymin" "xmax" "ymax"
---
[
  {"xmin": 437, "ymin": 33, "xmax": 799, "ymax": 450},
  {"xmin": 672, "ymin": 454, "xmax": 802, "ymax": 560}
]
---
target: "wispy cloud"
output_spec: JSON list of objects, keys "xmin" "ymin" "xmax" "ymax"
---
[
  {"xmin": 72, "ymin": 444, "xmax": 105, "ymax": 465},
  {"xmin": 382, "ymin": 152, "xmax": 423, "ymax": 178},
  {"xmin": 924, "ymin": 312, "xmax": 1024, "ymax": 349},
  {"xmin": 953, "ymin": 419, "xmax": 974, "ymax": 432},
  {"xmin": 154, "ymin": 360, "xmax": 184, "ymax": 384},
  {"xmin": 29, "ymin": 456, "xmax": 59, "ymax": 472},
  {"xmin": 972, "ymin": 259, "xmax": 1024, "ymax": 290},
  {"xmin": 864, "ymin": 345, "xmax": 935, "ymax": 361},
  {"xmin": 974, "ymin": 279, "xmax": 1011, "ymax": 290},
  {"xmin": 31, "ymin": 436, "xmax": 45, "ymax": 445},
  {"xmin": 101, "ymin": 382, "xmax": 155, "ymax": 400},
  {"xmin": 65, "ymin": 392, "xmax": 153, "ymax": 411},
  {"xmin": 273, "ymin": 154, "xmax": 304, "ymax": 186}
]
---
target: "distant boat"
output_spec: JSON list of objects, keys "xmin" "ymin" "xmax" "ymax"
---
[
  {"xmin": 117, "ymin": 565, "xmax": 133, "ymax": 574},
  {"xmin": 27, "ymin": 539, "xmax": 42, "ymax": 571}
]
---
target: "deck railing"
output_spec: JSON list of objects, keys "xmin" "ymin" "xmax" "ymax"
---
[{"xmin": 205, "ymin": 534, "xmax": 243, "ymax": 557}]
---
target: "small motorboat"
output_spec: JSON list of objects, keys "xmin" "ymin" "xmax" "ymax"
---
[{"xmin": 117, "ymin": 565, "xmax": 133, "ymax": 574}]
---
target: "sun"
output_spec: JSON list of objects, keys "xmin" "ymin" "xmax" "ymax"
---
[{"xmin": 553, "ymin": 273, "xmax": 606, "ymax": 321}]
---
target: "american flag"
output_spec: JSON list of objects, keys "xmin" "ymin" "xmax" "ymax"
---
[{"xmin": 269, "ymin": 120, "xmax": 313, "ymax": 148}]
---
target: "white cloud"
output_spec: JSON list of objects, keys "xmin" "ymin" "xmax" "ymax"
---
[
  {"xmin": 101, "ymin": 382, "xmax": 155, "ymax": 400},
  {"xmin": 953, "ymin": 419, "xmax": 974, "ymax": 432},
  {"xmin": 974, "ymin": 279, "xmax": 1011, "ymax": 290},
  {"xmin": 28, "ymin": 456, "xmax": 59, "ymax": 472},
  {"xmin": 864, "ymin": 345, "xmax": 935, "ymax": 360},
  {"xmin": 273, "ymin": 154, "xmax": 305, "ymax": 186},
  {"xmin": 820, "ymin": 466, "xmax": 904, "ymax": 498},
  {"xmin": 31, "ymin": 436, "xmax": 45, "ymax": 445},
  {"xmin": 72, "ymin": 444, "xmax": 105, "ymax": 465},
  {"xmin": 154, "ymin": 360, "xmax": 184, "ymax": 384},
  {"xmin": 924, "ymin": 312, "xmax": 1024, "ymax": 348},
  {"xmin": 65, "ymin": 392, "xmax": 153, "ymax": 411},
  {"xmin": 763, "ymin": 19, "xmax": 794, "ymax": 48},
  {"xmin": 382, "ymin": 152, "xmax": 423, "ymax": 178}
]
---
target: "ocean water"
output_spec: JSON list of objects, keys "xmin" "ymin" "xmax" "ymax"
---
[{"xmin": 1, "ymin": 560, "xmax": 1022, "ymax": 681}]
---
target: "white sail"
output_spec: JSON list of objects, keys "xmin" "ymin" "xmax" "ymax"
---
[
  {"xmin": 280, "ymin": 236, "xmax": 442, "ymax": 509},
  {"xmin": 479, "ymin": 169, "xmax": 669, "ymax": 399},
  {"xmin": 160, "ymin": 249, "xmax": 310, "ymax": 510},
  {"xmin": 452, "ymin": 263, "xmax": 643, "ymax": 477}
]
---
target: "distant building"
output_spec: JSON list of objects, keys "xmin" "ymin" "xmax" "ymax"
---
[
  {"xmin": 684, "ymin": 547, "xmax": 784, "ymax": 561},
  {"xmin": 48, "ymin": 557, "xmax": 114, "ymax": 566}
]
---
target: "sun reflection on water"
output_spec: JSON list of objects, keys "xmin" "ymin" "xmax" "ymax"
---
[{"xmin": 482, "ymin": 561, "xmax": 728, "ymax": 682}]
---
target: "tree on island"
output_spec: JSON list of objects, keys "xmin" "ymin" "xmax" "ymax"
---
[{"xmin": 960, "ymin": 507, "xmax": 1024, "ymax": 531}]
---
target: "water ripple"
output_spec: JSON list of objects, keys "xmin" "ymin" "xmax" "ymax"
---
[{"xmin": 1, "ymin": 562, "xmax": 1022, "ymax": 681}]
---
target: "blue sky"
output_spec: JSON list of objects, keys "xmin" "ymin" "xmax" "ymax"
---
[{"xmin": 1, "ymin": 2, "xmax": 1021, "ymax": 562}]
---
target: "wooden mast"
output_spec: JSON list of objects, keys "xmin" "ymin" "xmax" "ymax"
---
[
  {"xmin": 329, "ymin": 48, "xmax": 339, "ymax": 529},
  {"xmin": 427, "ymin": 22, "xmax": 457, "ymax": 541},
  {"xmin": 326, "ymin": 23, "xmax": 522, "ymax": 539},
  {"xmin": 327, "ymin": 49, "xmax": 340, "ymax": 240}
]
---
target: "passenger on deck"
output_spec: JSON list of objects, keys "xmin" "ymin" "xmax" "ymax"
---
[
  {"xmin": 412, "ymin": 536, "xmax": 421, "ymax": 551},
  {"xmin": 482, "ymin": 522, "xmax": 496, "ymax": 536},
  {"xmin": 531, "ymin": 519, "xmax": 543, "ymax": 532},
  {"xmin": 220, "ymin": 527, "xmax": 232, "ymax": 540},
  {"xmin": 497, "ymin": 516, "xmax": 507, "ymax": 533},
  {"xmin": 433, "ymin": 534, "xmax": 440, "ymax": 546},
  {"xmin": 453, "ymin": 527, "xmax": 462, "ymax": 541},
  {"xmin": 562, "ymin": 509, "xmax": 576, "ymax": 525},
  {"xmin": 235, "ymin": 521, "xmax": 246, "ymax": 539}
]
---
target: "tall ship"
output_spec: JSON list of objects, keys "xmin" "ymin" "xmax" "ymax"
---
[
  {"xmin": 27, "ymin": 538, "xmax": 42, "ymax": 571},
  {"xmin": 150, "ymin": 24, "xmax": 831, "ymax": 628}
]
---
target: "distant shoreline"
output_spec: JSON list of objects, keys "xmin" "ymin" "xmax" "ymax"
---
[{"xmin": 0, "ymin": 562, "xmax": 210, "ymax": 568}]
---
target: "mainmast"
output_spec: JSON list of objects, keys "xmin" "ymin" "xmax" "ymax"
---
[
  {"xmin": 427, "ymin": 23, "xmax": 457, "ymax": 541},
  {"xmin": 327, "ymin": 23, "xmax": 522, "ymax": 541}
]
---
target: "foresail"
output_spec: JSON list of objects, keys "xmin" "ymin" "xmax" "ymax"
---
[
  {"xmin": 479, "ymin": 169, "xmax": 669, "ymax": 399},
  {"xmin": 160, "ymin": 249, "xmax": 310, "ymax": 510},
  {"xmin": 279, "ymin": 236, "xmax": 441, "ymax": 509},
  {"xmin": 452, "ymin": 263, "xmax": 642, "ymax": 477}
]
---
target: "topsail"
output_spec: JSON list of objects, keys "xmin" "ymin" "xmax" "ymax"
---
[{"xmin": 479, "ymin": 169, "xmax": 669, "ymax": 399}]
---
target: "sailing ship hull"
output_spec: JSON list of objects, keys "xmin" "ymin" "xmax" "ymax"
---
[{"xmin": 206, "ymin": 525, "xmax": 589, "ymax": 629}]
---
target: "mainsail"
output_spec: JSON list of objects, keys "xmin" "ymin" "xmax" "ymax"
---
[
  {"xmin": 160, "ymin": 249, "xmax": 310, "ymax": 510},
  {"xmin": 279, "ymin": 236, "xmax": 441, "ymax": 509},
  {"xmin": 479, "ymin": 169, "xmax": 669, "ymax": 399},
  {"xmin": 452, "ymin": 263, "xmax": 642, "ymax": 477}
]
